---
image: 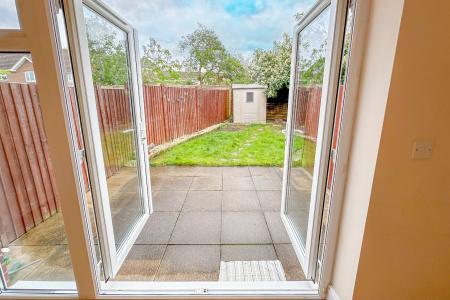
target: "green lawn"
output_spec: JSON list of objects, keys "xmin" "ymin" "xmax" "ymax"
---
[{"xmin": 150, "ymin": 123, "xmax": 315, "ymax": 167}]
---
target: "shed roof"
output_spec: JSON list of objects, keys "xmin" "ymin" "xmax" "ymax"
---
[{"xmin": 232, "ymin": 83, "xmax": 267, "ymax": 90}]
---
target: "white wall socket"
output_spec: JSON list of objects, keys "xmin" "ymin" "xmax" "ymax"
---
[{"xmin": 411, "ymin": 140, "xmax": 433, "ymax": 160}]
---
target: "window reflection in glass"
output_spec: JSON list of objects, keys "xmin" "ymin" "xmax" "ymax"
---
[{"xmin": 286, "ymin": 6, "xmax": 331, "ymax": 249}]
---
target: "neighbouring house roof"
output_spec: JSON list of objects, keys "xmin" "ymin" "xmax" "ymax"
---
[
  {"xmin": 0, "ymin": 53, "xmax": 32, "ymax": 71},
  {"xmin": 0, "ymin": 50, "xmax": 73, "ymax": 77}
]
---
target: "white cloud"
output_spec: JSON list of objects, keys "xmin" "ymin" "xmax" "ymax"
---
[{"xmin": 103, "ymin": 0, "xmax": 315, "ymax": 58}]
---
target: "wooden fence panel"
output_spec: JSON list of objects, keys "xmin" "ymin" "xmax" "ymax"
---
[
  {"xmin": 29, "ymin": 85, "xmax": 61, "ymax": 211},
  {"xmin": 0, "ymin": 83, "xmax": 61, "ymax": 244},
  {"xmin": 0, "ymin": 139, "xmax": 26, "ymax": 239},
  {"xmin": 0, "ymin": 86, "xmax": 35, "ymax": 233},
  {"xmin": 1, "ymin": 84, "xmax": 43, "ymax": 225},
  {"xmin": 11, "ymin": 84, "xmax": 51, "ymax": 220},
  {"xmin": 142, "ymin": 85, "xmax": 230, "ymax": 146},
  {"xmin": 0, "ymin": 171, "xmax": 16, "ymax": 244},
  {"xmin": 21, "ymin": 85, "xmax": 57, "ymax": 215}
]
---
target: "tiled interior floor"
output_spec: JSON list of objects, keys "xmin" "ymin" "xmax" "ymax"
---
[
  {"xmin": 5, "ymin": 166, "xmax": 310, "ymax": 285},
  {"xmin": 114, "ymin": 166, "xmax": 306, "ymax": 281}
]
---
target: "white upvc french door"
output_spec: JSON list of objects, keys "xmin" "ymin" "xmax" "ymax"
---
[
  {"xmin": 281, "ymin": 0, "xmax": 348, "ymax": 279},
  {"xmin": 62, "ymin": 0, "xmax": 152, "ymax": 279}
]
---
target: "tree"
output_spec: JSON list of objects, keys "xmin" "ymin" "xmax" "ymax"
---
[
  {"xmin": 141, "ymin": 38, "xmax": 181, "ymax": 84},
  {"xmin": 249, "ymin": 33, "xmax": 292, "ymax": 97},
  {"xmin": 206, "ymin": 49, "xmax": 250, "ymax": 84},
  {"xmin": 179, "ymin": 23, "xmax": 248, "ymax": 85},
  {"xmin": 339, "ymin": 32, "xmax": 352, "ymax": 84},
  {"xmin": 299, "ymin": 42, "xmax": 326, "ymax": 85},
  {"xmin": 218, "ymin": 54, "xmax": 250, "ymax": 84},
  {"xmin": 179, "ymin": 24, "xmax": 224, "ymax": 84},
  {"xmin": 85, "ymin": 16, "xmax": 128, "ymax": 86}
]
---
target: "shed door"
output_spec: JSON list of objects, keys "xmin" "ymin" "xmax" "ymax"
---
[{"xmin": 242, "ymin": 91, "xmax": 257, "ymax": 122}]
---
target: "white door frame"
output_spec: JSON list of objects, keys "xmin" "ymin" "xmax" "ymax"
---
[
  {"xmin": 281, "ymin": 0, "xmax": 349, "ymax": 279},
  {"xmin": 0, "ymin": 0, "xmax": 370, "ymax": 297},
  {"xmin": 61, "ymin": 0, "xmax": 151, "ymax": 279}
]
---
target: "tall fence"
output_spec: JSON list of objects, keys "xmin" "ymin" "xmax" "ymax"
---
[
  {"xmin": 143, "ymin": 85, "xmax": 230, "ymax": 146},
  {"xmin": 293, "ymin": 85, "xmax": 345, "ymax": 188},
  {"xmin": 294, "ymin": 85, "xmax": 344, "ymax": 142},
  {"xmin": 0, "ymin": 83, "xmax": 60, "ymax": 246},
  {"xmin": 0, "ymin": 83, "xmax": 230, "ymax": 244}
]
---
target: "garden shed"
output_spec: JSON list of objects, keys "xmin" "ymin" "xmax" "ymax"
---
[{"xmin": 232, "ymin": 84, "xmax": 267, "ymax": 123}]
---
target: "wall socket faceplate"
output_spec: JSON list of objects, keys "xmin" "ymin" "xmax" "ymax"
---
[{"xmin": 412, "ymin": 140, "xmax": 433, "ymax": 159}]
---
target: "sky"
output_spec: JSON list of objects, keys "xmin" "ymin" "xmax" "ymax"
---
[
  {"xmin": 102, "ymin": 0, "xmax": 315, "ymax": 59},
  {"xmin": 0, "ymin": 0, "xmax": 21, "ymax": 29},
  {"xmin": 1, "ymin": 0, "xmax": 316, "ymax": 59}
]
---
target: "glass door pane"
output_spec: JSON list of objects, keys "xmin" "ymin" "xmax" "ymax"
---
[
  {"xmin": 282, "ymin": 0, "xmax": 341, "ymax": 279},
  {"xmin": 287, "ymin": 5, "xmax": 331, "ymax": 251},
  {"xmin": 82, "ymin": 4, "xmax": 142, "ymax": 249},
  {"xmin": 63, "ymin": 0, "xmax": 151, "ymax": 279}
]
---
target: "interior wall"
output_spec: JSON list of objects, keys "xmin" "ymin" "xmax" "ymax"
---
[
  {"xmin": 331, "ymin": 0, "xmax": 450, "ymax": 299},
  {"xmin": 353, "ymin": 0, "xmax": 450, "ymax": 298},
  {"xmin": 329, "ymin": 0, "xmax": 404, "ymax": 299}
]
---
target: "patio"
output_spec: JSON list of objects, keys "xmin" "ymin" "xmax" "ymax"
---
[
  {"xmin": 5, "ymin": 166, "xmax": 311, "ymax": 285},
  {"xmin": 115, "ymin": 166, "xmax": 307, "ymax": 282}
]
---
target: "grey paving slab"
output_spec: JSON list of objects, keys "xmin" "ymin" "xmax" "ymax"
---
[
  {"xmin": 152, "ymin": 191, "xmax": 187, "ymax": 212},
  {"xmin": 289, "ymin": 168, "xmax": 313, "ymax": 190},
  {"xmin": 222, "ymin": 167, "xmax": 250, "ymax": 177},
  {"xmin": 221, "ymin": 245, "xmax": 277, "ymax": 262},
  {"xmin": 286, "ymin": 190, "xmax": 311, "ymax": 210},
  {"xmin": 135, "ymin": 212, "xmax": 179, "ymax": 244},
  {"xmin": 161, "ymin": 166, "xmax": 200, "ymax": 177},
  {"xmin": 115, "ymin": 245, "xmax": 166, "ymax": 281},
  {"xmin": 264, "ymin": 212, "xmax": 291, "ymax": 243},
  {"xmin": 170, "ymin": 212, "xmax": 221, "ymax": 244},
  {"xmin": 252, "ymin": 175, "xmax": 282, "ymax": 191},
  {"xmin": 120, "ymin": 176, "xmax": 139, "ymax": 193},
  {"xmin": 7, "ymin": 245, "xmax": 69, "ymax": 285},
  {"xmin": 249, "ymin": 167, "xmax": 279, "ymax": 177},
  {"xmin": 274, "ymin": 244, "xmax": 306, "ymax": 281},
  {"xmin": 222, "ymin": 191, "xmax": 260, "ymax": 211},
  {"xmin": 183, "ymin": 191, "xmax": 222, "ymax": 211},
  {"xmin": 190, "ymin": 176, "xmax": 222, "ymax": 191},
  {"xmin": 223, "ymin": 176, "xmax": 255, "ymax": 191},
  {"xmin": 152, "ymin": 176, "xmax": 193, "ymax": 191},
  {"xmin": 11, "ymin": 213, "xmax": 67, "ymax": 246},
  {"xmin": 257, "ymin": 191, "xmax": 282, "ymax": 211},
  {"xmin": 221, "ymin": 212, "xmax": 272, "ymax": 244},
  {"xmin": 149, "ymin": 166, "xmax": 171, "ymax": 177},
  {"xmin": 287, "ymin": 209, "xmax": 309, "ymax": 243},
  {"xmin": 22, "ymin": 245, "xmax": 74, "ymax": 281},
  {"xmin": 155, "ymin": 245, "xmax": 220, "ymax": 281},
  {"xmin": 190, "ymin": 167, "xmax": 223, "ymax": 177},
  {"xmin": 275, "ymin": 167, "xmax": 284, "ymax": 177}
]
